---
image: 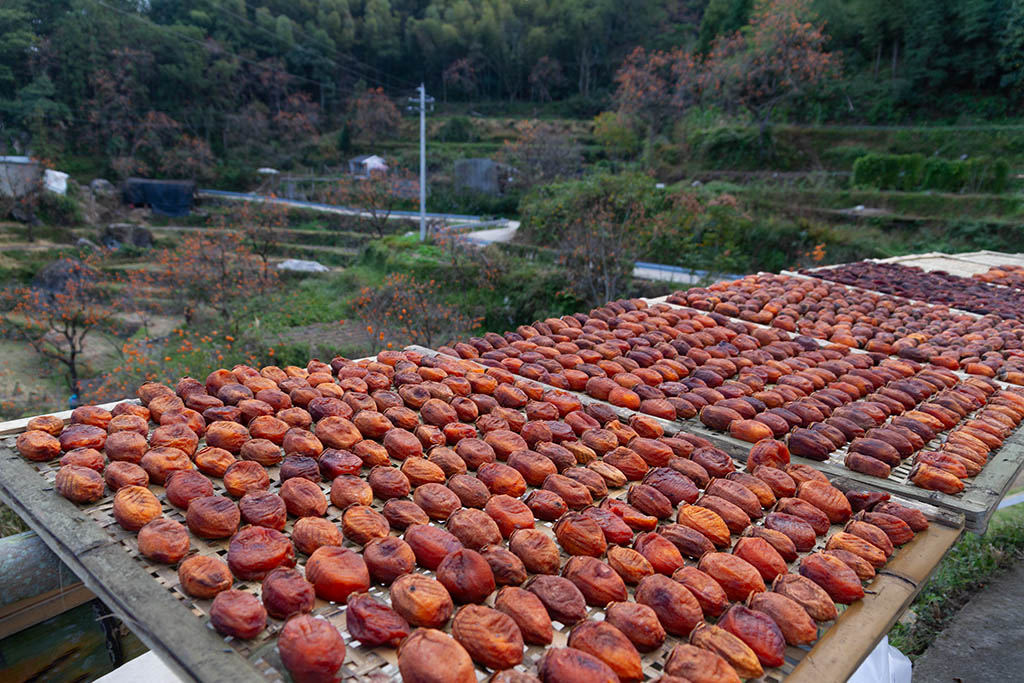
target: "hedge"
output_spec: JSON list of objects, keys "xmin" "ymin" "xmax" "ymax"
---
[{"xmin": 853, "ymin": 153, "xmax": 1010, "ymax": 193}]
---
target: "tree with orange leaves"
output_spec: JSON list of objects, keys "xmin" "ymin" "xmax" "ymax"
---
[
  {"xmin": 701, "ymin": 0, "xmax": 839, "ymax": 134},
  {"xmin": 351, "ymin": 273, "xmax": 480, "ymax": 352},
  {"xmin": 324, "ymin": 168, "xmax": 418, "ymax": 238},
  {"xmin": 215, "ymin": 199, "xmax": 290, "ymax": 286},
  {"xmin": 349, "ymin": 87, "xmax": 400, "ymax": 145},
  {"xmin": 0, "ymin": 256, "xmax": 121, "ymax": 401},
  {"xmin": 613, "ymin": 0, "xmax": 837, "ymax": 146},
  {"xmin": 151, "ymin": 231, "xmax": 274, "ymax": 329},
  {"xmin": 614, "ymin": 47, "xmax": 696, "ymax": 140}
]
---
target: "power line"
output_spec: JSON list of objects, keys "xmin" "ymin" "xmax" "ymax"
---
[
  {"xmin": 88, "ymin": 0, "xmax": 338, "ymax": 90},
  {"xmin": 204, "ymin": 0, "xmax": 407, "ymax": 95}
]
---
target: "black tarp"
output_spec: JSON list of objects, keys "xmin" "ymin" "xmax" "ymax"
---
[{"xmin": 122, "ymin": 178, "xmax": 196, "ymax": 217}]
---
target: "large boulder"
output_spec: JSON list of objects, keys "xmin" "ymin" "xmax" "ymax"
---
[
  {"xmin": 81, "ymin": 178, "xmax": 121, "ymax": 225},
  {"xmin": 32, "ymin": 258, "xmax": 99, "ymax": 292},
  {"xmin": 101, "ymin": 223, "xmax": 153, "ymax": 249},
  {"xmin": 89, "ymin": 178, "xmax": 117, "ymax": 199}
]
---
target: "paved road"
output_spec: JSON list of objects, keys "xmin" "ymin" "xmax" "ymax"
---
[
  {"xmin": 460, "ymin": 221, "xmax": 520, "ymax": 245},
  {"xmin": 199, "ymin": 189, "xmax": 482, "ymax": 223},
  {"xmin": 200, "ymin": 189, "xmax": 739, "ymax": 284},
  {"xmin": 912, "ymin": 559, "xmax": 1024, "ymax": 682}
]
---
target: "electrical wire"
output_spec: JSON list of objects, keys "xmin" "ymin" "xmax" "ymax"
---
[
  {"xmin": 89, "ymin": 0, "xmax": 340, "ymax": 90},
  {"xmin": 203, "ymin": 0, "xmax": 404, "ymax": 94}
]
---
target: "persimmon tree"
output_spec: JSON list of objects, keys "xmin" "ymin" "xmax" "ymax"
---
[
  {"xmin": 0, "ymin": 256, "xmax": 120, "ymax": 401},
  {"xmin": 614, "ymin": 47, "xmax": 696, "ymax": 139},
  {"xmin": 560, "ymin": 196, "xmax": 647, "ymax": 307},
  {"xmin": 351, "ymin": 283, "xmax": 394, "ymax": 354},
  {"xmin": 349, "ymin": 87, "xmax": 400, "ymax": 144},
  {"xmin": 324, "ymin": 168, "xmax": 418, "ymax": 238},
  {"xmin": 613, "ymin": 0, "xmax": 837, "ymax": 146},
  {"xmin": 701, "ymin": 0, "xmax": 839, "ymax": 133},
  {"xmin": 351, "ymin": 273, "xmax": 481, "ymax": 352},
  {"xmin": 442, "ymin": 58, "xmax": 477, "ymax": 101},
  {"xmin": 501, "ymin": 121, "xmax": 581, "ymax": 189},
  {"xmin": 216, "ymin": 199, "xmax": 290, "ymax": 285},
  {"xmin": 529, "ymin": 56, "xmax": 567, "ymax": 102},
  {"xmin": 152, "ymin": 232, "xmax": 273, "ymax": 328}
]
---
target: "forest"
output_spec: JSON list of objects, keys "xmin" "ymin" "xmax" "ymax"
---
[{"xmin": 1, "ymin": 0, "xmax": 1023, "ymax": 177}]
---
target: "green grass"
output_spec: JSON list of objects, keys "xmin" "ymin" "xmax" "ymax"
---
[
  {"xmin": 0, "ymin": 503, "xmax": 29, "ymax": 537},
  {"xmin": 889, "ymin": 504, "xmax": 1024, "ymax": 658}
]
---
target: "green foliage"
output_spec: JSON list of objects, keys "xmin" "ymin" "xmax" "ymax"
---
[
  {"xmin": 592, "ymin": 111, "xmax": 641, "ymax": 159},
  {"xmin": 35, "ymin": 192, "xmax": 84, "ymax": 226},
  {"xmin": 821, "ymin": 145, "xmax": 871, "ymax": 169},
  {"xmin": 429, "ymin": 186, "xmax": 522, "ymax": 218},
  {"xmin": 213, "ymin": 164, "xmax": 260, "ymax": 191},
  {"xmin": 438, "ymin": 117, "xmax": 478, "ymax": 143},
  {"xmin": 852, "ymin": 153, "xmax": 925, "ymax": 191},
  {"xmin": 854, "ymin": 153, "xmax": 1011, "ymax": 193},
  {"xmin": 518, "ymin": 172, "xmax": 670, "ymax": 247},
  {"xmin": 687, "ymin": 125, "xmax": 781, "ymax": 170},
  {"xmin": 698, "ymin": 0, "xmax": 753, "ymax": 52}
]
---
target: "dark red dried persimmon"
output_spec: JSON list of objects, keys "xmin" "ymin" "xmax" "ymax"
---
[
  {"xmin": 276, "ymin": 614, "xmax": 346, "ymax": 683},
  {"xmin": 261, "ymin": 567, "xmax": 314, "ymax": 619},
  {"xmin": 345, "ymin": 592, "xmax": 410, "ymax": 647},
  {"xmin": 226, "ymin": 525, "xmax": 295, "ymax": 580},
  {"xmin": 210, "ymin": 589, "xmax": 266, "ymax": 639}
]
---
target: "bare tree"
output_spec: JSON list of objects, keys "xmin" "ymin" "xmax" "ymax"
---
[
  {"xmin": 560, "ymin": 198, "xmax": 646, "ymax": 306},
  {"xmin": 500, "ymin": 121, "xmax": 582, "ymax": 189}
]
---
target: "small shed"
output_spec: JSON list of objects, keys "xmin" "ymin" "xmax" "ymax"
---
[
  {"xmin": 454, "ymin": 158, "xmax": 515, "ymax": 196},
  {"xmin": 348, "ymin": 154, "xmax": 388, "ymax": 177},
  {"xmin": 0, "ymin": 156, "xmax": 42, "ymax": 198},
  {"xmin": 122, "ymin": 178, "xmax": 196, "ymax": 217}
]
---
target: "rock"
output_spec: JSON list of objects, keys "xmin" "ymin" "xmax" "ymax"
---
[
  {"xmin": 76, "ymin": 237, "xmax": 101, "ymax": 251},
  {"xmin": 276, "ymin": 259, "xmax": 329, "ymax": 273},
  {"xmin": 102, "ymin": 224, "xmax": 153, "ymax": 248},
  {"xmin": 89, "ymin": 179, "xmax": 117, "ymax": 198},
  {"xmin": 82, "ymin": 179, "xmax": 121, "ymax": 226},
  {"xmin": 33, "ymin": 258, "xmax": 98, "ymax": 292}
]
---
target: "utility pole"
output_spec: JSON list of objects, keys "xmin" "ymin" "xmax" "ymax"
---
[{"xmin": 408, "ymin": 83, "xmax": 434, "ymax": 241}]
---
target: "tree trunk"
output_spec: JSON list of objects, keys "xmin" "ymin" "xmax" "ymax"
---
[
  {"xmin": 68, "ymin": 348, "xmax": 81, "ymax": 407},
  {"xmin": 891, "ymin": 39, "xmax": 899, "ymax": 82},
  {"xmin": 758, "ymin": 117, "xmax": 771, "ymax": 159}
]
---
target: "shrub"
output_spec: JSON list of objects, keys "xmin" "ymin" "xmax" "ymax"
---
[
  {"xmin": 852, "ymin": 153, "xmax": 925, "ymax": 191},
  {"xmin": 518, "ymin": 172, "xmax": 670, "ymax": 247},
  {"xmin": 965, "ymin": 158, "xmax": 1010, "ymax": 194},
  {"xmin": 921, "ymin": 158, "xmax": 967, "ymax": 193},
  {"xmin": 593, "ymin": 111, "xmax": 641, "ymax": 159},
  {"xmin": 36, "ymin": 192, "xmax": 83, "ymax": 226},
  {"xmin": 688, "ymin": 126, "xmax": 766, "ymax": 170},
  {"xmin": 438, "ymin": 116, "xmax": 478, "ymax": 143},
  {"xmin": 855, "ymin": 153, "xmax": 1011, "ymax": 193}
]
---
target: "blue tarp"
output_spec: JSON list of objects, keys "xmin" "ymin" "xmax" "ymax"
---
[{"xmin": 123, "ymin": 178, "xmax": 195, "ymax": 217}]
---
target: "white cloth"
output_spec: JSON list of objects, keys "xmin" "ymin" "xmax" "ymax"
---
[
  {"xmin": 848, "ymin": 636, "xmax": 913, "ymax": 683},
  {"xmin": 95, "ymin": 651, "xmax": 183, "ymax": 683},
  {"xmin": 43, "ymin": 169, "xmax": 68, "ymax": 195}
]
